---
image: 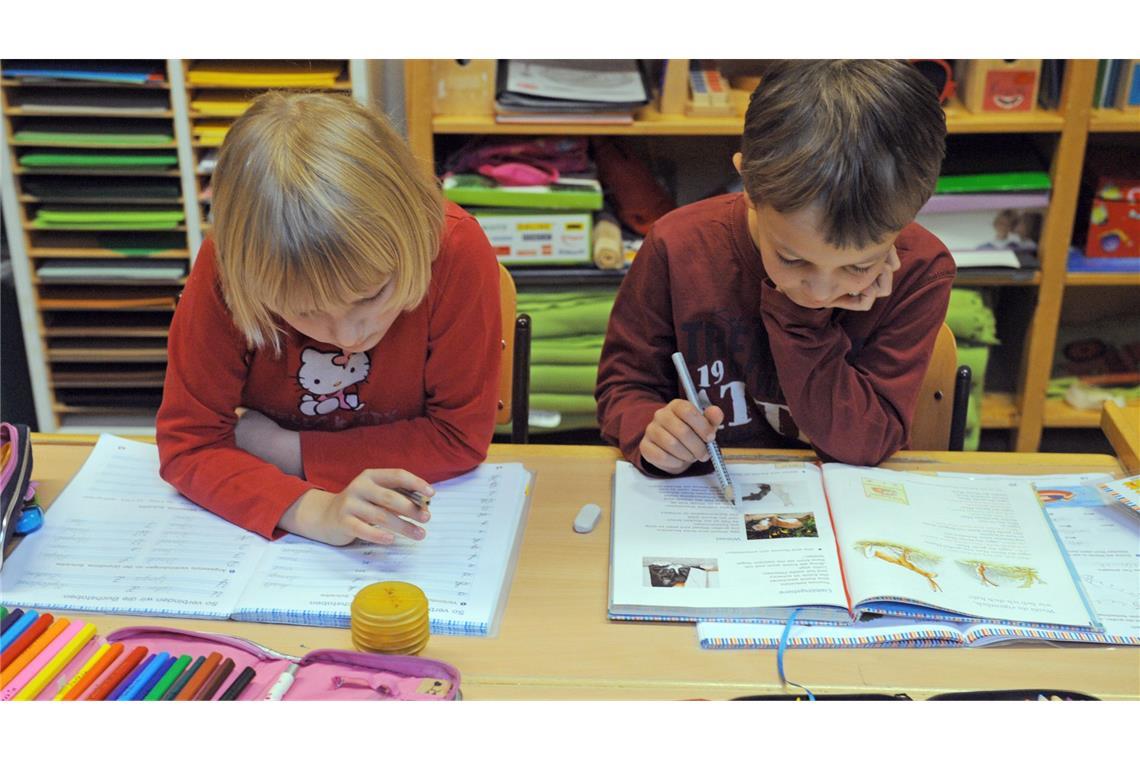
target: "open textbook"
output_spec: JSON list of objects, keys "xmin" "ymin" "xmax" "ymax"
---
[
  {"xmin": 0, "ymin": 436, "xmax": 532, "ymax": 636},
  {"xmin": 609, "ymin": 461, "xmax": 1101, "ymax": 631},
  {"xmin": 697, "ymin": 472, "xmax": 1139, "ymax": 648}
]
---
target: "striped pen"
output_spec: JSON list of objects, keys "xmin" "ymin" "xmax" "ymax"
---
[{"xmin": 671, "ymin": 351, "xmax": 740, "ymax": 507}]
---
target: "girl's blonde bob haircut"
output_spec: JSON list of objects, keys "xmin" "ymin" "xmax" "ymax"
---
[{"xmin": 211, "ymin": 92, "xmax": 444, "ymax": 352}]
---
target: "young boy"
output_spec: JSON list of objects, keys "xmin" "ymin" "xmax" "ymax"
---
[{"xmin": 596, "ymin": 60, "xmax": 955, "ymax": 475}]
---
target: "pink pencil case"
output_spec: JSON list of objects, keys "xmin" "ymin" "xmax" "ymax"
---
[{"xmin": 30, "ymin": 624, "xmax": 460, "ymax": 701}]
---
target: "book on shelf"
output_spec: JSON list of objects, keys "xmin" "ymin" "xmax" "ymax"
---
[
  {"xmin": 609, "ymin": 461, "xmax": 1102, "ymax": 632},
  {"xmin": 494, "ymin": 60, "xmax": 649, "ymax": 124},
  {"xmin": 443, "ymin": 174, "xmax": 603, "ymax": 211},
  {"xmin": 697, "ymin": 472, "xmax": 1138, "ymax": 648},
  {"xmin": 1067, "ymin": 247, "xmax": 1140, "ymax": 273},
  {"xmin": 0, "ymin": 436, "xmax": 534, "ymax": 637}
]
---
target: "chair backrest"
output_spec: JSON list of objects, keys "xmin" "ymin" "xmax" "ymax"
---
[
  {"xmin": 496, "ymin": 263, "xmax": 517, "ymax": 427},
  {"xmin": 910, "ymin": 322, "xmax": 964, "ymax": 451},
  {"xmin": 1100, "ymin": 401, "xmax": 1140, "ymax": 472}
]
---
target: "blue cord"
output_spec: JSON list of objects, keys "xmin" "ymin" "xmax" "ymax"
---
[{"xmin": 776, "ymin": 608, "xmax": 816, "ymax": 701}]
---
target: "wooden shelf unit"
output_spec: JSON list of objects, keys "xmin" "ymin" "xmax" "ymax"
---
[
  {"xmin": 1, "ymin": 59, "xmax": 190, "ymax": 432},
  {"xmin": 405, "ymin": 59, "xmax": 1139, "ymax": 450},
  {"xmin": 176, "ymin": 59, "xmax": 371, "ymax": 257},
  {"xmin": 2, "ymin": 60, "xmax": 374, "ymax": 432}
]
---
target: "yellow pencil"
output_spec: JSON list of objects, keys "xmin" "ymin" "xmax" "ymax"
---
[
  {"xmin": 53, "ymin": 642, "xmax": 112, "ymax": 701},
  {"xmin": 13, "ymin": 623, "xmax": 97, "ymax": 701},
  {"xmin": 0, "ymin": 617, "xmax": 70, "ymax": 688}
]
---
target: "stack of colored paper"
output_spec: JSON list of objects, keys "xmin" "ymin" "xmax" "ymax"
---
[
  {"xmin": 19, "ymin": 151, "xmax": 178, "ymax": 168},
  {"xmin": 506, "ymin": 290, "xmax": 617, "ymax": 433},
  {"xmin": 190, "ymin": 92, "xmax": 254, "ymax": 117},
  {"xmin": 186, "ymin": 61, "xmax": 344, "ymax": 88},
  {"xmin": 192, "ymin": 122, "xmax": 230, "ymax": 147},
  {"xmin": 13, "ymin": 131, "xmax": 171, "ymax": 147},
  {"xmin": 32, "ymin": 207, "xmax": 185, "ymax": 230},
  {"xmin": 2, "ymin": 60, "xmax": 165, "ymax": 85}
]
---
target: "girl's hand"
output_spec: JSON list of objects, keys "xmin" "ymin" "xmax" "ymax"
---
[
  {"xmin": 831, "ymin": 245, "xmax": 901, "ymax": 312},
  {"xmin": 639, "ymin": 398, "xmax": 725, "ymax": 474},
  {"xmin": 234, "ymin": 409, "xmax": 302, "ymax": 476},
  {"xmin": 280, "ymin": 470, "xmax": 434, "ymax": 546}
]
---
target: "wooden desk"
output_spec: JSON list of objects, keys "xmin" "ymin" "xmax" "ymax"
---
[{"xmin": 21, "ymin": 437, "xmax": 1140, "ymax": 700}]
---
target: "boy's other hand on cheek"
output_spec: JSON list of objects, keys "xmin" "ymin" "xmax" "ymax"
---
[
  {"xmin": 280, "ymin": 469, "xmax": 434, "ymax": 547},
  {"xmin": 234, "ymin": 408, "xmax": 303, "ymax": 477},
  {"xmin": 640, "ymin": 399, "xmax": 725, "ymax": 474},
  {"xmin": 829, "ymin": 245, "xmax": 901, "ymax": 312}
]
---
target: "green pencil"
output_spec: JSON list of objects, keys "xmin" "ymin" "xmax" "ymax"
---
[{"xmin": 143, "ymin": 654, "xmax": 192, "ymax": 701}]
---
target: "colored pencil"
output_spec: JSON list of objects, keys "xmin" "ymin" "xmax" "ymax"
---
[
  {"xmin": 0, "ymin": 616, "xmax": 69, "ymax": 689},
  {"xmin": 118, "ymin": 652, "xmax": 171, "ymax": 700},
  {"xmin": 55, "ymin": 642, "xmax": 123, "ymax": 700},
  {"xmin": 161, "ymin": 655, "xmax": 205, "ymax": 700},
  {"xmin": 0, "ymin": 608, "xmax": 22, "ymax": 636},
  {"xmin": 0, "ymin": 606, "xmax": 7, "ymax": 620},
  {"xmin": 0, "ymin": 619, "xmax": 84, "ymax": 700},
  {"xmin": 195, "ymin": 656, "xmax": 234, "ymax": 700},
  {"xmin": 85, "ymin": 646, "xmax": 147, "ymax": 701},
  {"xmin": 175, "ymin": 651, "xmax": 221, "ymax": 701},
  {"xmin": 219, "ymin": 665, "xmax": 256, "ymax": 701},
  {"xmin": 13, "ymin": 622, "xmax": 97, "ymax": 700},
  {"xmin": 0, "ymin": 609, "xmax": 37, "ymax": 653},
  {"xmin": 107, "ymin": 653, "xmax": 154, "ymax": 701},
  {"xmin": 144, "ymin": 654, "xmax": 191, "ymax": 700},
  {"xmin": 0, "ymin": 612, "xmax": 50, "ymax": 665}
]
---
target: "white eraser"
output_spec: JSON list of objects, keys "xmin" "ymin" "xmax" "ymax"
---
[{"xmin": 573, "ymin": 503, "xmax": 603, "ymax": 533}]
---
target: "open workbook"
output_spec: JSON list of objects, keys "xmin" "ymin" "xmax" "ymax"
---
[
  {"xmin": 609, "ymin": 461, "xmax": 1102, "ymax": 632},
  {"xmin": 697, "ymin": 472, "xmax": 1139, "ymax": 648},
  {"xmin": 0, "ymin": 436, "xmax": 532, "ymax": 637}
]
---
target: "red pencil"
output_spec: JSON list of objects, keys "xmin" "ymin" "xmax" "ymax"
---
[
  {"xmin": 0, "ymin": 613, "xmax": 53, "ymax": 668},
  {"xmin": 83, "ymin": 645, "xmax": 148, "ymax": 701},
  {"xmin": 174, "ymin": 651, "xmax": 221, "ymax": 701}
]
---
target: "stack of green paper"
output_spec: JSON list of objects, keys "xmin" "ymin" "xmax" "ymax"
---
[
  {"xmin": 19, "ymin": 151, "xmax": 178, "ymax": 168},
  {"xmin": 498, "ymin": 290, "xmax": 617, "ymax": 434},
  {"xmin": 32, "ymin": 207, "xmax": 184, "ymax": 230}
]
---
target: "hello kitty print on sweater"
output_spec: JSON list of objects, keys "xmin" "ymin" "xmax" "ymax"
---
[{"xmin": 297, "ymin": 347, "xmax": 371, "ymax": 416}]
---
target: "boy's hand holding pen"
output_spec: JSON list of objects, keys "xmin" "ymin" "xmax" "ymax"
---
[{"xmin": 637, "ymin": 352, "xmax": 740, "ymax": 506}]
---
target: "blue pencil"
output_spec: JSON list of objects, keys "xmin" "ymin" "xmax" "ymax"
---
[
  {"xmin": 0, "ymin": 610, "xmax": 38, "ymax": 653},
  {"xmin": 108, "ymin": 653, "xmax": 155, "ymax": 701},
  {"xmin": 119, "ymin": 653, "xmax": 171, "ymax": 701},
  {"xmin": 0, "ymin": 608, "xmax": 24, "ymax": 636}
]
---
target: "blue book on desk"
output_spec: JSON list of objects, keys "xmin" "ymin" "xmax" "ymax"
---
[{"xmin": 609, "ymin": 462, "xmax": 1103, "ymax": 633}]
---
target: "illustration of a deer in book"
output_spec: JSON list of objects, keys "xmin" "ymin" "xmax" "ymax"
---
[
  {"xmin": 855, "ymin": 540, "xmax": 942, "ymax": 592},
  {"xmin": 957, "ymin": 560, "xmax": 1043, "ymax": 589}
]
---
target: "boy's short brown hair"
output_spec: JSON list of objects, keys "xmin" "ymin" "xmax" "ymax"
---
[
  {"xmin": 211, "ymin": 92, "xmax": 444, "ymax": 352},
  {"xmin": 739, "ymin": 60, "xmax": 946, "ymax": 249}
]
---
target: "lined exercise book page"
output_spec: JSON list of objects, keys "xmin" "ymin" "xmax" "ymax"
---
[
  {"xmin": 0, "ymin": 435, "xmax": 265, "ymax": 618},
  {"xmin": 233, "ymin": 463, "xmax": 531, "ymax": 635}
]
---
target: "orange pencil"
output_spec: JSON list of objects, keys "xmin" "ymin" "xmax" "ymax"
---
[
  {"xmin": 0, "ymin": 613, "xmax": 53, "ymax": 668},
  {"xmin": 55, "ymin": 642, "xmax": 124, "ymax": 701},
  {"xmin": 0, "ymin": 617, "xmax": 69, "ymax": 689},
  {"xmin": 174, "ymin": 651, "xmax": 221, "ymax": 701},
  {"xmin": 84, "ymin": 645, "xmax": 147, "ymax": 701}
]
